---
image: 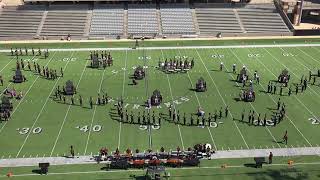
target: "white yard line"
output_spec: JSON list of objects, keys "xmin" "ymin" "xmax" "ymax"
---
[
  {"xmin": 83, "ymin": 67, "xmax": 107, "ymax": 155},
  {"xmin": 278, "ymin": 47, "xmax": 320, "ymax": 98},
  {"xmin": 195, "ymin": 49, "xmax": 250, "ymax": 149},
  {"xmin": 264, "ymin": 48, "xmax": 320, "ymax": 118},
  {"xmin": 16, "ymin": 51, "xmax": 75, "ymax": 158},
  {"xmin": 234, "ymin": 48, "xmax": 312, "ymax": 146},
  {"xmin": 0, "ymin": 56, "xmax": 14, "ymax": 73},
  {"xmin": 311, "ymin": 46, "xmax": 320, "ymax": 55},
  {"xmin": 212, "ymin": 48, "xmax": 280, "ymax": 148},
  {"xmin": 50, "ymin": 55, "xmax": 88, "ymax": 157},
  {"xmin": 117, "ymin": 50, "xmax": 127, "ymax": 149},
  {"xmin": 0, "ymin": 82, "xmax": 12, "ymax": 96},
  {"xmin": 0, "ymin": 44, "xmax": 320, "ymax": 53},
  {"xmin": 186, "ymin": 71, "xmax": 218, "ymax": 151},
  {"xmin": 296, "ymin": 47, "xmax": 320, "ymax": 66},
  {"xmin": 0, "ymin": 53, "xmax": 54, "ymax": 134},
  {"xmin": 161, "ymin": 49, "xmax": 185, "ymax": 150},
  {"xmin": 166, "ymin": 74, "xmax": 185, "ymax": 150},
  {"xmin": 177, "ymin": 48, "xmax": 218, "ymax": 151}
]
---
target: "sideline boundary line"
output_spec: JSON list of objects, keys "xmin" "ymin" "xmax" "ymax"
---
[
  {"xmin": 1, "ymin": 44, "xmax": 320, "ymax": 52},
  {"xmin": 2, "ymin": 161, "xmax": 320, "ymax": 178}
]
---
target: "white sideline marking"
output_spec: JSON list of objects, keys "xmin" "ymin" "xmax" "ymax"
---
[
  {"xmin": 2, "ymin": 162, "xmax": 320, "ymax": 178},
  {"xmin": 0, "ymin": 54, "xmax": 51, "ymax": 135},
  {"xmin": 16, "ymin": 52, "xmax": 74, "ymax": 157},
  {"xmin": 50, "ymin": 53, "xmax": 88, "ymax": 157},
  {"xmin": 1, "ymin": 43, "xmax": 320, "ymax": 53},
  {"xmin": 196, "ymin": 49, "xmax": 249, "ymax": 149},
  {"xmin": 161, "ymin": 50, "xmax": 185, "ymax": 150},
  {"xmin": 117, "ymin": 50, "xmax": 127, "ymax": 149}
]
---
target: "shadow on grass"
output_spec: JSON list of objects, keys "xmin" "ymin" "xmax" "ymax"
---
[{"xmin": 31, "ymin": 169, "xmax": 42, "ymax": 174}]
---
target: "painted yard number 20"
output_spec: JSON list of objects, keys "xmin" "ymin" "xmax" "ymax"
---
[{"xmin": 308, "ymin": 118, "xmax": 320, "ymax": 125}]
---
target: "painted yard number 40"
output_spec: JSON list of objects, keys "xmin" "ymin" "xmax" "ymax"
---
[{"xmin": 77, "ymin": 125, "xmax": 102, "ymax": 132}]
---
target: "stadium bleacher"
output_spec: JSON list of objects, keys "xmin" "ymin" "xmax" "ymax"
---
[
  {"xmin": 195, "ymin": 7, "xmax": 243, "ymax": 35},
  {"xmin": 0, "ymin": 2, "xmax": 293, "ymax": 40},
  {"xmin": 0, "ymin": 5, "xmax": 45, "ymax": 38},
  {"xmin": 40, "ymin": 5, "xmax": 89, "ymax": 38},
  {"xmin": 127, "ymin": 4, "xmax": 159, "ymax": 37},
  {"xmin": 160, "ymin": 4, "xmax": 196, "ymax": 35},
  {"xmin": 89, "ymin": 4, "xmax": 124, "ymax": 38},
  {"xmin": 237, "ymin": 4, "xmax": 290, "ymax": 33},
  {"xmin": 195, "ymin": 3, "xmax": 291, "ymax": 36}
]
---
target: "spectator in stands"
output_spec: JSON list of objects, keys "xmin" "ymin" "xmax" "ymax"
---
[{"xmin": 67, "ymin": 34, "xmax": 71, "ymax": 41}]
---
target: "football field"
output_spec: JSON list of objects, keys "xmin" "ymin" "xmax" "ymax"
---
[{"xmin": 0, "ymin": 41, "xmax": 320, "ymax": 159}]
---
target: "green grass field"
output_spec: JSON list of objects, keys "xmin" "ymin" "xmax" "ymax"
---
[
  {"xmin": 0, "ymin": 40, "xmax": 320, "ymax": 159},
  {"xmin": 1, "ymin": 156, "xmax": 320, "ymax": 180}
]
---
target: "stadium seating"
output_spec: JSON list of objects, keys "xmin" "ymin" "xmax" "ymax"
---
[
  {"xmin": 237, "ymin": 4, "xmax": 290, "ymax": 33},
  {"xmin": 0, "ymin": 5, "xmax": 45, "ymax": 38},
  {"xmin": 195, "ymin": 3, "xmax": 291, "ymax": 36},
  {"xmin": 0, "ymin": 3, "xmax": 292, "ymax": 39},
  {"xmin": 160, "ymin": 4, "xmax": 195, "ymax": 35},
  {"xmin": 195, "ymin": 7, "xmax": 243, "ymax": 35},
  {"xmin": 89, "ymin": 5, "xmax": 124, "ymax": 37},
  {"xmin": 40, "ymin": 5, "xmax": 89, "ymax": 37},
  {"xmin": 127, "ymin": 4, "xmax": 159, "ymax": 36}
]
